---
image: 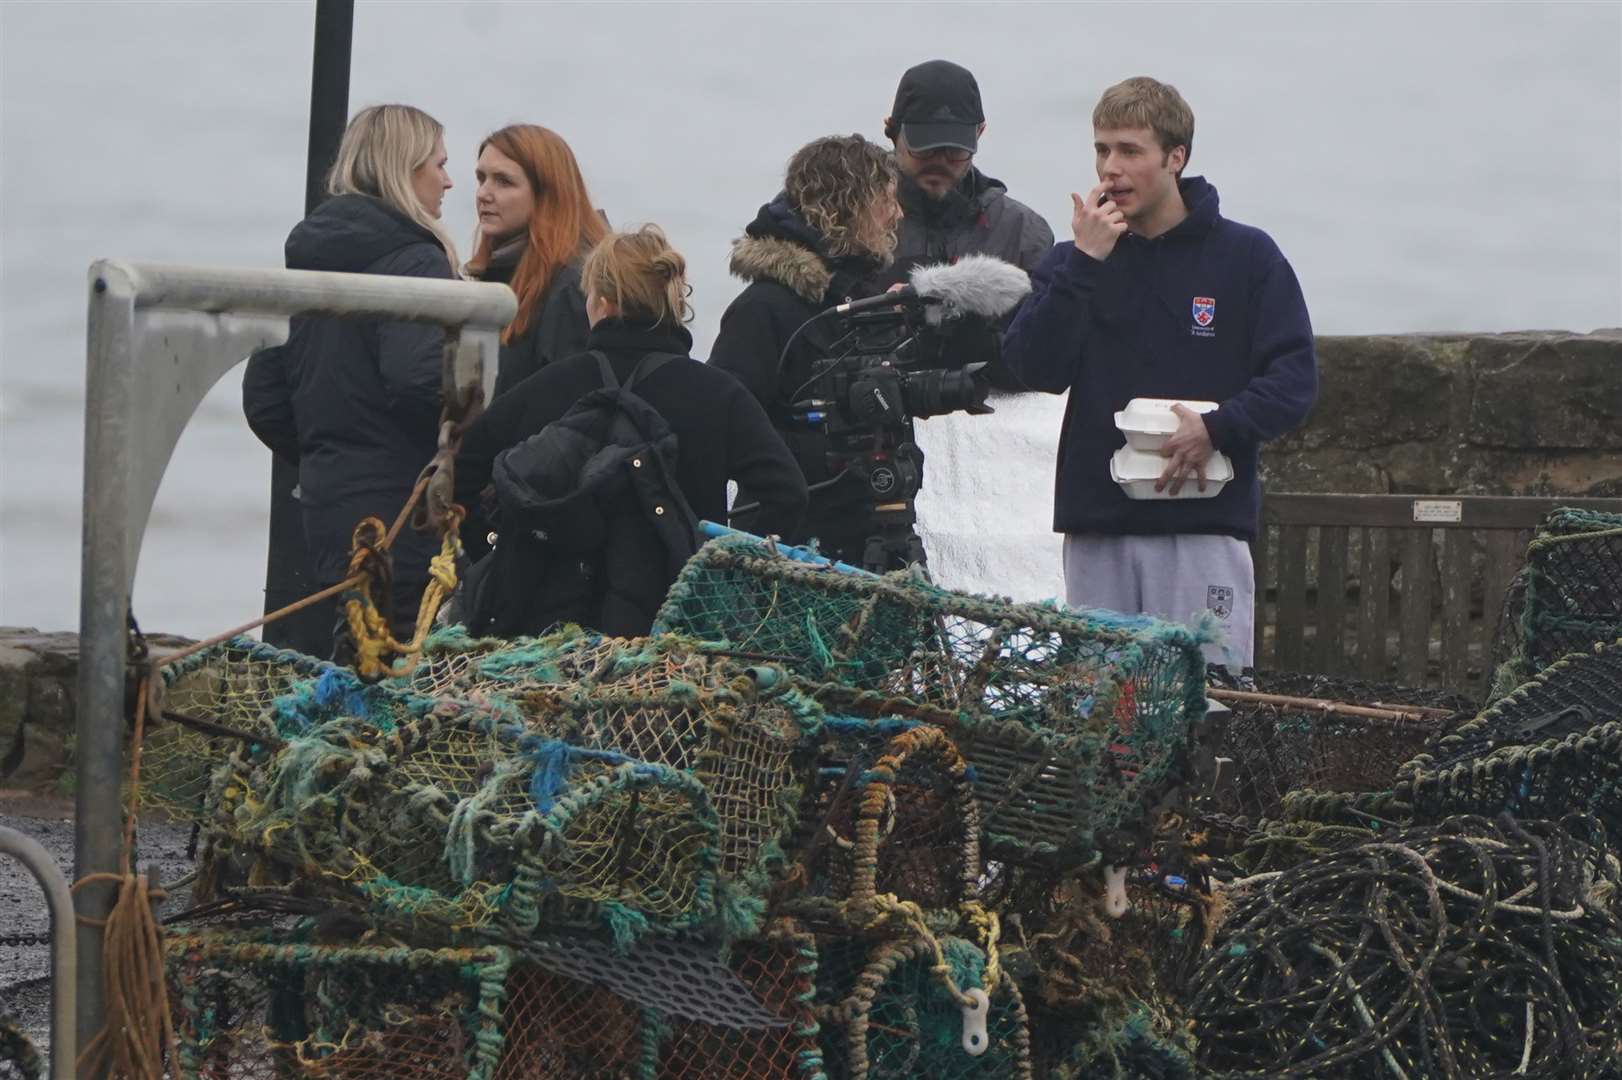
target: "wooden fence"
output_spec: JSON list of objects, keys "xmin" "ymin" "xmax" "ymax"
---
[{"xmin": 1252, "ymin": 494, "xmax": 1622, "ymax": 698}]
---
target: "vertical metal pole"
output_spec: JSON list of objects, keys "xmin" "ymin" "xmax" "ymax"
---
[
  {"xmin": 74, "ymin": 272, "xmax": 135, "ymax": 1070},
  {"xmin": 262, "ymin": 0, "xmax": 355, "ymax": 653}
]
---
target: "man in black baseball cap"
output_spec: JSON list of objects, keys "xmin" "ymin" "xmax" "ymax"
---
[{"xmin": 878, "ymin": 60, "xmax": 1054, "ymax": 290}]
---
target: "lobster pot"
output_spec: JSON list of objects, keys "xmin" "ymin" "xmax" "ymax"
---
[
  {"xmin": 165, "ymin": 931, "xmax": 514, "ymax": 1080},
  {"xmin": 819, "ymin": 933, "xmax": 1032, "ymax": 1080},
  {"xmin": 145, "ymin": 637, "xmax": 331, "ymax": 827},
  {"xmin": 1196, "ymin": 673, "xmax": 1468, "ymax": 826},
  {"xmin": 790, "ymin": 723, "xmax": 981, "ymax": 926},
  {"xmin": 1517, "ymin": 508, "xmax": 1622, "ymax": 672},
  {"xmin": 212, "ymin": 699, "xmax": 726, "ymax": 945},
  {"xmin": 653, "ymin": 532, "xmax": 1210, "ymax": 736}
]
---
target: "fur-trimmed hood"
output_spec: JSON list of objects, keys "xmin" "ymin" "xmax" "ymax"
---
[
  {"xmin": 728, "ymin": 193, "xmax": 880, "ymax": 305},
  {"xmin": 729, "ymin": 234, "xmax": 832, "ymax": 305},
  {"xmin": 728, "ymin": 194, "xmax": 832, "ymax": 303}
]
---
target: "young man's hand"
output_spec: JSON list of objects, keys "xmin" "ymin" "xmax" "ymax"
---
[
  {"xmin": 1071, "ymin": 183, "xmax": 1127, "ymax": 261},
  {"xmin": 1156, "ymin": 402, "xmax": 1214, "ymax": 495}
]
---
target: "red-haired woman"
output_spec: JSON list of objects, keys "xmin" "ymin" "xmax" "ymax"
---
[{"xmin": 465, "ymin": 124, "xmax": 608, "ymax": 396}]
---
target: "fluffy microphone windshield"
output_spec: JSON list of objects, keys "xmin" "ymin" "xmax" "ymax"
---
[{"xmin": 908, "ymin": 254, "xmax": 1032, "ymax": 319}]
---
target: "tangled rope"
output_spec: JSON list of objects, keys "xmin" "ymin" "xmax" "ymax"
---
[{"xmin": 1192, "ymin": 814, "xmax": 1622, "ymax": 1078}]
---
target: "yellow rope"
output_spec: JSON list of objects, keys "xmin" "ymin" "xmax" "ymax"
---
[{"xmin": 343, "ymin": 507, "xmax": 465, "ymax": 680}]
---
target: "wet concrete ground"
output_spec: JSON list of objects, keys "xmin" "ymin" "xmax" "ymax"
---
[{"xmin": 1, "ymin": 793, "xmax": 194, "ymax": 1067}]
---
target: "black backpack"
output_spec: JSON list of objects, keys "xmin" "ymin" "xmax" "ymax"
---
[{"xmin": 457, "ymin": 351, "xmax": 700, "ymax": 638}]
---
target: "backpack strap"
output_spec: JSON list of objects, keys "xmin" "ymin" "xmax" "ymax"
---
[
  {"xmin": 590, "ymin": 350, "xmax": 619, "ymax": 390},
  {"xmin": 623, "ymin": 352, "xmax": 685, "ymax": 391}
]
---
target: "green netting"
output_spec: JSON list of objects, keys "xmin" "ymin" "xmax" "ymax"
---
[
  {"xmin": 1196, "ymin": 672, "xmax": 1470, "ymax": 828},
  {"xmin": 656, "ymin": 533, "xmax": 1211, "ymax": 869},
  {"xmin": 818, "ymin": 933, "xmax": 1031, "ymax": 1080},
  {"xmin": 1513, "ymin": 507, "xmax": 1622, "ymax": 676},
  {"xmin": 654, "ymin": 533, "xmax": 1210, "ymax": 730},
  {"xmin": 143, "ymin": 638, "xmax": 331, "ymax": 826},
  {"xmin": 165, "ymin": 929, "xmax": 513, "ymax": 1079}
]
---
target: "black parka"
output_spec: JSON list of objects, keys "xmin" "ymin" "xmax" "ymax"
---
[
  {"xmin": 470, "ymin": 239, "xmax": 592, "ymax": 398},
  {"xmin": 455, "ymin": 318, "xmax": 808, "ymax": 635},
  {"xmin": 242, "ymin": 193, "xmax": 452, "ymax": 604},
  {"xmin": 708, "ymin": 196, "xmax": 886, "ymax": 548}
]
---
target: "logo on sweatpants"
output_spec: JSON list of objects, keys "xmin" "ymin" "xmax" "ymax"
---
[{"xmin": 1207, "ymin": 585, "xmax": 1234, "ymax": 619}]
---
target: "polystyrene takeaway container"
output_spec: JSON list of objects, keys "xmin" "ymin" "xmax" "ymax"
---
[
  {"xmin": 1113, "ymin": 397, "xmax": 1219, "ymax": 451},
  {"xmin": 1110, "ymin": 446, "xmax": 1233, "ymax": 500}
]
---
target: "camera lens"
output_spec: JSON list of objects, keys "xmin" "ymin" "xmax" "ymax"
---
[{"xmin": 900, "ymin": 367, "xmax": 989, "ymax": 419}]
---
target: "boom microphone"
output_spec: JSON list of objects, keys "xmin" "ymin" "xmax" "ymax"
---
[
  {"xmin": 831, "ymin": 255, "xmax": 1032, "ymax": 321},
  {"xmin": 908, "ymin": 254, "xmax": 1032, "ymax": 319}
]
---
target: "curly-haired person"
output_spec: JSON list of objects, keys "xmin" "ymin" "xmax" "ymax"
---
[{"xmin": 710, "ymin": 134, "xmax": 904, "ymax": 564}]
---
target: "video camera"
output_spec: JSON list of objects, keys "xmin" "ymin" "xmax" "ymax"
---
[{"xmin": 774, "ymin": 255, "xmax": 1032, "ymax": 561}]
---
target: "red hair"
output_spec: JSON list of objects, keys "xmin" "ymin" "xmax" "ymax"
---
[{"xmin": 468, "ymin": 124, "xmax": 606, "ymax": 343}]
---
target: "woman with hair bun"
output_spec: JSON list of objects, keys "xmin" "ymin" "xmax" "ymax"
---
[
  {"xmin": 455, "ymin": 225, "xmax": 807, "ymax": 637},
  {"xmin": 465, "ymin": 123, "xmax": 606, "ymax": 396},
  {"xmin": 243, "ymin": 103, "xmax": 461, "ymax": 654}
]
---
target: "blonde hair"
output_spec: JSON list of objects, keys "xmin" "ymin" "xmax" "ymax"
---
[
  {"xmin": 784, "ymin": 134, "xmax": 900, "ymax": 263},
  {"xmin": 1093, "ymin": 77, "xmax": 1195, "ymax": 174},
  {"xmin": 580, "ymin": 226, "xmax": 694, "ymax": 330},
  {"xmin": 328, "ymin": 104, "xmax": 461, "ymax": 272}
]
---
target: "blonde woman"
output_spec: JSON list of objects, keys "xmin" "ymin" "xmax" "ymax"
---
[
  {"xmin": 454, "ymin": 225, "xmax": 806, "ymax": 637},
  {"xmin": 243, "ymin": 103, "xmax": 460, "ymax": 654}
]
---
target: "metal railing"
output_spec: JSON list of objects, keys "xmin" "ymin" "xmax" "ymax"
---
[
  {"xmin": 75, "ymin": 259, "xmax": 515, "ymax": 1069},
  {"xmin": 1, "ymin": 825, "xmax": 76, "ymax": 1080}
]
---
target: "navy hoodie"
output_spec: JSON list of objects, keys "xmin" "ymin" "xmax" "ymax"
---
[{"xmin": 1002, "ymin": 177, "xmax": 1316, "ymax": 542}]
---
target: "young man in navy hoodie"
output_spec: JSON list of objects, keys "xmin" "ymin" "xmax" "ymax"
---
[{"xmin": 1002, "ymin": 76, "xmax": 1317, "ymax": 669}]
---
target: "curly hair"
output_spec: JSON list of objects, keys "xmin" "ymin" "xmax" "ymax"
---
[{"xmin": 783, "ymin": 134, "xmax": 899, "ymax": 262}]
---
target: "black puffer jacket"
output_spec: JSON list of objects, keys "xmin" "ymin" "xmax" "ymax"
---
[
  {"xmin": 471, "ymin": 237, "xmax": 591, "ymax": 397},
  {"xmin": 709, "ymin": 195, "xmax": 886, "ymax": 548},
  {"xmin": 456, "ymin": 318, "xmax": 807, "ymax": 636},
  {"xmin": 242, "ymin": 194, "xmax": 452, "ymax": 599}
]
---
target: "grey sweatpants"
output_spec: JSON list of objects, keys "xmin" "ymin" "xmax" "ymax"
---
[{"xmin": 1063, "ymin": 533, "xmax": 1254, "ymax": 671}]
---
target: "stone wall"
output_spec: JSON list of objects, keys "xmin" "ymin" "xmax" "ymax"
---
[
  {"xmin": 0, "ymin": 628, "xmax": 189, "ymax": 791},
  {"xmin": 1261, "ymin": 329, "xmax": 1622, "ymax": 496}
]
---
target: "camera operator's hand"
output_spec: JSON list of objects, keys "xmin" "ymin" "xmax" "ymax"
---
[
  {"xmin": 1072, "ymin": 183, "xmax": 1128, "ymax": 261},
  {"xmin": 1156, "ymin": 403, "xmax": 1215, "ymax": 495}
]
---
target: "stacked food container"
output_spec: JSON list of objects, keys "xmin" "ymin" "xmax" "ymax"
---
[{"xmin": 1110, "ymin": 398, "xmax": 1234, "ymax": 499}]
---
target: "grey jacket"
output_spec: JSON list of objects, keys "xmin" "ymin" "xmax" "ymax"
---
[{"xmin": 873, "ymin": 167, "xmax": 1055, "ymax": 290}]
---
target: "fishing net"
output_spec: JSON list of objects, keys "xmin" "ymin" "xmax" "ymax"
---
[
  {"xmin": 783, "ymin": 723, "xmax": 981, "ymax": 933},
  {"xmin": 395, "ymin": 628, "xmax": 818, "ymax": 892},
  {"xmin": 1513, "ymin": 507, "xmax": 1622, "ymax": 675},
  {"xmin": 493, "ymin": 963, "xmax": 645, "ymax": 1079},
  {"xmin": 657, "ymin": 533, "xmax": 1211, "ymax": 869},
  {"xmin": 1006, "ymin": 873, "xmax": 1202, "ymax": 1080},
  {"xmin": 165, "ymin": 930, "xmax": 513, "ymax": 1079},
  {"xmin": 819, "ymin": 932, "xmax": 1031, "ymax": 1080},
  {"xmin": 142, "ymin": 638, "xmax": 331, "ymax": 826},
  {"xmin": 209, "ymin": 694, "xmax": 725, "ymax": 946},
  {"xmin": 0, "ymin": 1015, "xmax": 42, "ymax": 1080},
  {"xmin": 1191, "ymin": 816, "xmax": 1622, "ymax": 1078},
  {"xmin": 652, "ymin": 925, "xmax": 827, "ymax": 1080},
  {"xmin": 654, "ymin": 533, "xmax": 1210, "ymax": 731},
  {"xmin": 1196, "ymin": 672, "xmax": 1471, "ymax": 828}
]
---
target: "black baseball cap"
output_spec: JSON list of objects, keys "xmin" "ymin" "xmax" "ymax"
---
[{"xmin": 891, "ymin": 60, "xmax": 983, "ymax": 153}]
